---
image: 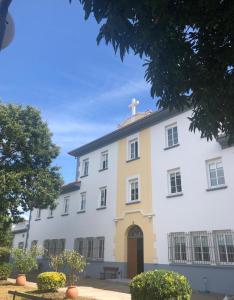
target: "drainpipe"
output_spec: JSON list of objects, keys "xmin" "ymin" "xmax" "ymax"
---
[{"xmin": 25, "ymin": 210, "xmax": 32, "ymax": 249}]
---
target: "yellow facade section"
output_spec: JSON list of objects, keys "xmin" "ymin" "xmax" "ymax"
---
[{"xmin": 114, "ymin": 128, "xmax": 156, "ymax": 263}]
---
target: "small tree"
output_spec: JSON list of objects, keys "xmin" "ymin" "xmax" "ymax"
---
[
  {"xmin": 63, "ymin": 250, "xmax": 86, "ymax": 286},
  {"xmin": 49, "ymin": 253, "xmax": 64, "ymax": 272},
  {"xmin": 11, "ymin": 246, "xmax": 43, "ymax": 274}
]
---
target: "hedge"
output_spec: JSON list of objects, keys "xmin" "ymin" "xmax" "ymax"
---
[
  {"xmin": 0, "ymin": 263, "xmax": 12, "ymax": 280},
  {"xmin": 37, "ymin": 272, "xmax": 66, "ymax": 291},
  {"xmin": 129, "ymin": 269, "xmax": 192, "ymax": 300}
]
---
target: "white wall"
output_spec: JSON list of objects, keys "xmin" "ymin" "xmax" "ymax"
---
[
  {"xmin": 151, "ymin": 110, "xmax": 234, "ymax": 264},
  {"xmin": 12, "ymin": 232, "xmax": 27, "ymax": 248},
  {"xmin": 28, "ymin": 142, "xmax": 118, "ymax": 262}
]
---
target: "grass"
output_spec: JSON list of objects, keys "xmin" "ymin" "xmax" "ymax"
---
[{"xmin": 0, "ymin": 281, "xmax": 94, "ymax": 300}]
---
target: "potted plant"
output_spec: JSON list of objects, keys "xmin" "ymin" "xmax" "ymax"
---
[
  {"xmin": 63, "ymin": 250, "xmax": 86, "ymax": 299},
  {"xmin": 11, "ymin": 245, "xmax": 43, "ymax": 286}
]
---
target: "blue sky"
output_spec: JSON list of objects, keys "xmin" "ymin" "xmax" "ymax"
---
[{"xmin": 0, "ymin": 0, "xmax": 156, "ymax": 183}]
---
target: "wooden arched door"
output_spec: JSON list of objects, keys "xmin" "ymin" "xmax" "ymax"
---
[{"xmin": 127, "ymin": 225, "xmax": 144, "ymax": 278}]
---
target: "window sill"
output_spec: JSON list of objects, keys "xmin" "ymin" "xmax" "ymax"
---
[
  {"xmin": 96, "ymin": 206, "xmax": 106, "ymax": 210},
  {"xmin": 80, "ymin": 175, "xmax": 88, "ymax": 178},
  {"xmin": 167, "ymin": 193, "xmax": 183, "ymax": 198},
  {"xmin": 61, "ymin": 213, "xmax": 69, "ymax": 216},
  {"xmin": 126, "ymin": 157, "xmax": 140, "ymax": 163},
  {"xmin": 206, "ymin": 185, "xmax": 227, "ymax": 192},
  {"xmin": 164, "ymin": 143, "xmax": 180, "ymax": 151},
  {"xmin": 126, "ymin": 200, "xmax": 141, "ymax": 205},
  {"xmin": 47, "ymin": 216, "xmax": 54, "ymax": 219},
  {"xmin": 99, "ymin": 168, "xmax": 108, "ymax": 172},
  {"xmin": 77, "ymin": 210, "xmax": 86, "ymax": 214},
  {"xmin": 35, "ymin": 218, "xmax": 41, "ymax": 221}
]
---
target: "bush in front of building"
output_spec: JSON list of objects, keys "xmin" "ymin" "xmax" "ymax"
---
[
  {"xmin": 37, "ymin": 272, "xmax": 66, "ymax": 291},
  {"xmin": 0, "ymin": 262, "xmax": 12, "ymax": 280},
  {"xmin": 0, "ymin": 247, "xmax": 10, "ymax": 263},
  {"xmin": 129, "ymin": 269, "xmax": 192, "ymax": 300}
]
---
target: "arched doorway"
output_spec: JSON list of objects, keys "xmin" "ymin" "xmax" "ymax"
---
[{"xmin": 127, "ymin": 225, "xmax": 144, "ymax": 278}]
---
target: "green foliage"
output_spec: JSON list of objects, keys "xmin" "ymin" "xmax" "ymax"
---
[
  {"xmin": 0, "ymin": 247, "xmax": 11, "ymax": 263},
  {"xmin": 0, "ymin": 262, "xmax": 12, "ymax": 280},
  {"xmin": 0, "ymin": 217, "xmax": 13, "ymax": 248},
  {"xmin": 0, "ymin": 102, "xmax": 63, "ymax": 224},
  {"xmin": 11, "ymin": 246, "xmax": 43, "ymax": 274},
  {"xmin": 63, "ymin": 250, "xmax": 86, "ymax": 285},
  {"xmin": 79, "ymin": 1, "xmax": 234, "ymax": 143},
  {"xmin": 129, "ymin": 269, "xmax": 192, "ymax": 300},
  {"xmin": 49, "ymin": 253, "xmax": 64, "ymax": 272},
  {"xmin": 37, "ymin": 272, "xmax": 66, "ymax": 291}
]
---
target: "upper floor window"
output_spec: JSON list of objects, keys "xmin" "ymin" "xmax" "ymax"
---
[
  {"xmin": 36, "ymin": 208, "xmax": 41, "ymax": 219},
  {"xmin": 100, "ymin": 151, "xmax": 108, "ymax": 170},
  {"xmin": 128, "ymin": 177, "xmax": 139, "ymax": 203},
  {"xmin": 168, "ymin": 169, "xmax": 182, "ymax": 195},
  {"xmin": 128, "ymin": 137, "xmax": 139, "ymax": 160},
  {"xmin": 99, "ymin": 187, "xmax": 107, "ymax": 208},
  {"xmin": 63, "ymin": 196, "xmax": 69, "ymax": 214},
  {"xmin": 80, "ymin": 192, "xmax": 86, "ymax": 211},
  {"xmin": 207, "ymin": 158, "xmax": 225, "ymax": 188},
  {"xmin": 82, "ymin": 158, "xmax": 89, "ymax": 176},
  {"xmin": 166, "ymin": 124, "xmax": 178, "ymax": 148}
]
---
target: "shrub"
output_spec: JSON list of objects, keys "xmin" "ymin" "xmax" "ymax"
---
[
  {"xmin": 63, "ymin": 250, "xmax": 86, "ymax": 285},
  {"xmin": 0, "ymin": 263, "xmax": 12, "ymax": 280},
  {"xmin": 129, "ymin": 269, "xmax": 192, "ymax": 300},
  {"xmin": 37, "ymin": 272, "xmax": 66, "ymax": 291},
  {"xmin": 11, "ymin": 246, "xmax": 43, "ymax": 274},
  {"xmin": 49, "ymin": 253, "xmax": 64, "ymax": 272},
  {"xmin": 0, "ymin": 247, "xmax": 10, "ymax": 263}
]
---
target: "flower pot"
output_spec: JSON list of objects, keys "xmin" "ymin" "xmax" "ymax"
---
[
  {"xmin": 16, "ymin": 274, "xmax": 26, "ymax": 286},
  {"xmin": 66, "ymin": 285, "xmax": 78, "ymax": 299}
]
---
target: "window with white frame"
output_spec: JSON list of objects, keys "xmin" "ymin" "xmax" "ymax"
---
[
  {"xmin": 168, "ymin": 169, "xmax": 182, "ymax": 195},
  {"xmin": 191, "ymin": 232, "xmax": 210, "ymax": 263},
  {"xmin": 98, "ymin": 237, "xmax": 105, "ymax": 259},
  {"xmin": 100, "ymin": 151, "xmax": 108, "ymax": 170},
  {"xmin": 169, "ymin": 233, "xmax": 187, "ymax": 262},
  {"xmin": 82, "ymin": 158, "xmax": 89, "ymax": 176},
  {"xmin": 63, "ymin": 196, "xmax": 69, "ymax": 214},
  {"xmin": 36, "ymin": 208, "xmax": 41, "ymax": 219},
  {"xmin": 99, "ymin": 187, "xmax": 107, "ymax": 208},
  {"xmin": 128, "ymin": 137, "xmax": 139, "ymax": 160},
  {"xmin": 214, "ymin": 231, "xmax": 234, "ymax": 264},
  {"xmin": 128, "ymin": 177, "xmax": 139, "ymax": 202},
  {"xmin": 80, "ymin": 192, "xmax": 86, "ymax": 211},
  {"xmin": 166, "ymin": 124, "xmax": 178, "ymax": 148},
  {"xmin": 207, "ymin": 159, "xmax": 225, "ymax": 188},
  {"xmin": 87, "ymin": 238, "xmax": 93, "ymax": 258}
]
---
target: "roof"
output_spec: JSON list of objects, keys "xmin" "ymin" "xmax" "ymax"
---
[
  {"xmin": 61, "ymin": 181, "xmax": 80, "ymax": 195},
  {"xmin": 69, "ymin": 108, "xmax": 185, "ymax": 157}
]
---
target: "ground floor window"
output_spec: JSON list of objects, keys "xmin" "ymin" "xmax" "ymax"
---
[
  {"xmin": 43, "ymin": 239, "xmax": 65, "ymax": 256},
  {"xmin": 74, "ymin": 236, "xmax": 105, "ymax": 260},
  {"xmin": 168, "ymin": 230, "xmax": 234, "ymax": 265}
]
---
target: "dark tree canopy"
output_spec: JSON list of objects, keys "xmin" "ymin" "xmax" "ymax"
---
[
  {"xmin": 0, "ymin": 103, "xmax": 63, "ymax": 224},
  {"xmin": 79, "ymin": 0, "xmax": 234, "ymax": 143}
]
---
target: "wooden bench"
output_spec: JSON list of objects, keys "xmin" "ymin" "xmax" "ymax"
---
[
  {"xmin": 8, "ymin": 290, "xmax": 50, "ymax": 300},
  {"xmin": 100, "ymin": 266, "xmax": 119, "ymax": 279}
]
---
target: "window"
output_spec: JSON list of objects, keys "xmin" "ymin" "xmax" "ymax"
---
[
  {"xmin": 18, "ymin": 242, "xmax": 24, "ymax": 249},
  {"xmin": 36, "ymin": 208, "xmax": 41, "ymax": 219},
  {"xmin": 170, "ymin": 233, "xmax": 187, "ymax": 262},
  {"xmin": 87, "ymin": 238, "xmax": 93, "ymax": 258},
  {"xmin": 166, "ymin": 124, "xmax": 178, "ymax": 148},
  {"xmin": 207, "ymin": 159, "xmax": 225, "ymax": 188},
  {"xmin": 168, "ymin": 169, "xmax": 182, "ymax": 195},
  {"xmin": 191, "ymin": 232, "xmax": 210, "ymax": 263},
  {"xmin": 63, "ymin": 197, "xmax": 69, "ymax": 214},
  {"xmin": 98, "ymin": 238, "xmax": 105, "ymax": 259},
  {"xmin": 80, "ymin": 192, "xmax": 86, "ymax": 211},
  {"xmin": 74, "ymin": 238, "xmax": 84, "ymax": 255},
  {"xmin": 128, "ymin": 177, "xmax": 139, "ymax": 202},
  {"xmin": 99, "ymin": 187, "xmax": 107, "ymax": 208},
  {"xmin": 44, "ymin": 239, "xmax": 65, "ymax": 256},
  {"xmin": 82, "ymin": 159, "xmax": 89, "ymax": 176},
  {"xmin": 214, "ymin": 231, "xmax": 234, "ymax": 264},
  {"xmin": 100, "ymin": 151, "xmax": 108, "ymax": 170},
  {"xmin": 128, "ymin": 137, "xmax": 139, "ymax": 160}
]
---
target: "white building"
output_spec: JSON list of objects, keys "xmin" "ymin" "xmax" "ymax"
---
[
  {"xmin": 27, "ymin": 105, "xmax": 234, "ymax": 294},
  {"xmin": 12, "ymin": 221, "xmax": 29, "ymax": 249}
]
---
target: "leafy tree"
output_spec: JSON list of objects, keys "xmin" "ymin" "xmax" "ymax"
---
[
  {"xmin": 78, "ymin": 0, "xmax": 234, "ymax": 143},
  {"xmin": 0, "ymin": 0, "xmax": 12, "ymax": 49},
  {"xmin": 0, "ymin": 217, "xmax": 13, "ymax": 247},
  {"xmin": 0, "ymin": 102, "xmax": 63, "ymax": 224}
]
